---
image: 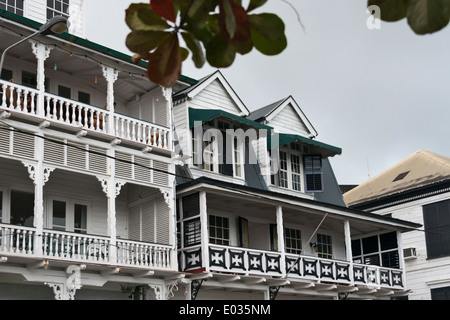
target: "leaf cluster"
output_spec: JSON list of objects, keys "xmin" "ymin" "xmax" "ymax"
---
[
  {"xmin": 368, "ymin": 0, "xmax": 450, "ymax": 34},
  {"xmin": 125, "ymin": 0, "xmax": 287, "ymax": 87}
]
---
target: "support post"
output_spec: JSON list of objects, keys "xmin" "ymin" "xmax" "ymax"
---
[
  {"xmin": 31, "ymin": 41, "xmax": 51, "ymax": 117},
  {"xmin": 199, "ymin": 191, "xmax": 208, "ymax": 272},
  {"xmin": 344, "ymin": 219, "xmax": 353, "ymax": 284},
  {"xmin": 276, "ymin": 205, "xmax": 286, "ymax": 277},
  {"xmin": 102, "ymin": 65, "xmax": 118, "ymax": 134}
]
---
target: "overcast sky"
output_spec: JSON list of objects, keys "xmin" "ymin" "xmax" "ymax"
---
[{"xmin": 85, "ymin": 1, "xmax": 450, "ymax": 185}]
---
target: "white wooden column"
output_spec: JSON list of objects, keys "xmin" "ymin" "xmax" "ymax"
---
[
  {"xmin": 102, "ymin": 65, "xmax": 118, "ymax": 134},
  {"xmin": 276, "ymin": 205, "xmax": 286, "ymax": 277},
  {"xmin": 97, "ymin": 149, "xmax": 124, "ymax": 264},
  {"xmin": 343, "ymin": 219, "xmax": 353, "ymax": 284},
  {"xmin": 396, "ymin": 230, "xmax": 406, "ymax": 286},
  {"xmin": 30, "ymin": 40, "xmax": 51, "ymax": 117},
  {"xmin": 199, "ymin": 191, "xmax": 209, "ymax": 272},
  {"xmin": 22, "ymin": 157, "xmax": 54, "ymax": 256}
]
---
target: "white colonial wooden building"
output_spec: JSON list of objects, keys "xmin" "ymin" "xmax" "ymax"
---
[
  {"xmin": 344, "ymin": 150, "xmax": 450, "ymax": 300},
  {"xmin": 0, "ymin": 1, "xmax": 195, "ymax": 300},
  {"xmin": 171, "ymin": 71, "xmax": 420, "ymax": 300},
  {"xmin": 0, "ymin": 1, "xmax": 422, "ymax": 300}
]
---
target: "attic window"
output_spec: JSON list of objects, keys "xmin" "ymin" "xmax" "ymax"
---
[{"xmin": 393, "ymin": 171, "xmax": 410, "ymax": 182}]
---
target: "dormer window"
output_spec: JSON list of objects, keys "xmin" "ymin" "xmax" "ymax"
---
[{"xmin": 192, "ymin": 118, "xmax": 246, "ymax": 179}]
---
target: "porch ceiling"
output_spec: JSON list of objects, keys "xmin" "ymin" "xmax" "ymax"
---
[{"xmin": 0, "ymin": 26, "xmax": 158, "ymax": 105}]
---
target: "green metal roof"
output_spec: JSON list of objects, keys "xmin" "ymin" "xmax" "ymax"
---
[
  {"xmin": 189, "ymin": 108, "xmax": 273, "ymax": 131},
  {"xmin": 268, "ymin": 132, "xmax": 342, "ymax": 157},
  {"xmin": 0, "ymin": 9, "xmax": 198, "ymax": 86}
]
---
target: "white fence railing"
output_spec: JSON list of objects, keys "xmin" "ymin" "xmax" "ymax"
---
[
  {"xmin": 180, "ymin": 244, "xmax": 405, "ymax": 290},
  {"xmin": 0, "ymin": 224, "xmax": 175, "ymax": 270},
  {"xmin": 0, "ymin": 80, "xmax": 171, "ymax": 151}
]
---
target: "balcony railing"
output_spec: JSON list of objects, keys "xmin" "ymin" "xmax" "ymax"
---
[
  {"xmin": 180, "ymin": 244, "xmax": 405, "ymax": 290},
  {"xmin": 0, "ymin": 223, "xmax": 175, "ymax": 270},
  {"xmin": 0, "ymin": 80, "xmax": 171, "ymax": 151}
]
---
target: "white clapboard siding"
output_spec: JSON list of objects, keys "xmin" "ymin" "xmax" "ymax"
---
[
  {"xmin": 268, "ymin": 104, "xmax": 310, "ymax": 136},
  {"xmin": 374, "ymin": 192, "xmax": 450, "ymax": 300},
  {"xmin": 190, "ymin": 79, "xmax": 243, "ymax": 116}
]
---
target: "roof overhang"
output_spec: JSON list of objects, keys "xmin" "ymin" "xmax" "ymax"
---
[
  {"xmin": 189, "ymin": 108, "xmax": 273, "ymax": 131},
  {"xmin": 268, "ymin": 132, "xmax": 342, "ymax": 158},
  {"xmin": 177, "ymin": 177, "xmax": 422, "ymax": 232}
]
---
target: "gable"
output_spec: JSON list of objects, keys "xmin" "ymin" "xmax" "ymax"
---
[
  {"xmin": 250, "ymin": 96, "xmax": 317, "ymax": 138},
  {"xmin": 269, "ymin": 103, "xmax": 311, "ymax": 136},
  {"xmin": 175, "ymin": 71, "xmax": 249, "ymax": 116},
  {"xmin": 193, "ymin": 78, "xmax": 245, "ymax": 116}
]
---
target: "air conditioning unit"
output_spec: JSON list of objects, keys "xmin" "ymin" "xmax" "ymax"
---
[{"xmin": 403, "ymin": 247, "xmax": 417, "ymax": 260}]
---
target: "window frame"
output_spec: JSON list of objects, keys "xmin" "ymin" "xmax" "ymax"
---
[
  {"xmin": 273, "ymin": 143, "xmax": 306, "ymax": 192},
  {"xmin": 351, "ymin": 231, "xmax": 399, "ymax": 268},
  {"xmin": 316, "ymin": 233, "xmax": 333, "ymax": 259},
  {"xmin": 47, "ymin": 196, "xmax": 89, "ymax": 234},
  {"xmin": 191, "ymin": 118, "xmax": 245, "ymax": 179},
  {"xmin": 209, "ymin": 214, "xmax": 230, "ymax": 246}
]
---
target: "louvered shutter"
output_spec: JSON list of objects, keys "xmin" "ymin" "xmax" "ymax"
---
[{"xmin": 304, "ymin": 155, "xmax": 323, "ymax": 192}]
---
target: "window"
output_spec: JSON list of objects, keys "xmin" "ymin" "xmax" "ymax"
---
[
  {"xmin": 78, "ymin": 91, "xmax": 90, "ymax": 105},
  {"xmin": 317, "ymin": 233, "xmax": 332, "ymax": 259},
  {"xmin": 431, "ymin": 286, "xmax": 450, "ymax": 300},
  {"xmin": 10, "ymin": 190, "xmax": 34, "ymax": 227},
  {"xmin": 50, "ymin": 199, "xmax": 88, "ymax": 233},
  {"xmin": 47, "ymin": 0, "xmax": 70, "ymax": 20},
  {"xmin": 279, "ymin": 151, "xmax": 288, "ymax": 188},
  {"xmin": 209, "ymin": 215, "xmax": 229, "ymax": 245},
  {"xmin": 181, "ymin": 193, "xmax": 201, "ymax": 247},
  {"xmin": 273, "ymin": 142, "xmax": 312, "ymax": 192},
  {"xmin": 304, "ymin": 155, "xmax": 323, "ymax": 192},
  {"xmin": 192, "ymin": 119, "xmax": 245, "ymax": 178},
  {"xmin": 285, "ymin": 227, "xmax": 302, "ymax": 255},
  {"xmin": 58, "ymin": 85, "xmax": 71, "ymax": 99},
  {"xmin": 423, "ymin": 199, "xmax": 450, "ymax": 259},
  {"xmin": 291, "ymin": 154, "xmax": 301, "ymax": 191},
  {"xmin": 0, "ymin": 0, "xmax": 24, "ymax": 16},
  {"xmin": 184, "ymin": 218, "xmax": 201, "ymax": 247},
  {"xmin": 352, "ymin": 232, "xmax": 399, "ymax": 268}
]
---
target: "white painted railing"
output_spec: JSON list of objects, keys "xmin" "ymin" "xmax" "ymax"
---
[
  {"xmin": 114, "ymin": 113, "xmax": 169, "ymax": 149},
  {"xmin": 180, "ymin": 244, "xmax": 405, "ymax": 290},
  {"xmin": 0, "ymin": 224, "xmax": 175, "ymax": 270},
  {"xmin": 0, "ymin": 80, "xmax": 171, "ymax": 151},
  {"xmin": 116, "ymin": 239, "xmax": 172, "ymax": 269}
]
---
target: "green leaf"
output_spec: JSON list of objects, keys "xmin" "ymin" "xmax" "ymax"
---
[
  {"xmin": 247, "ymin": 0, "xmax": 267, "ymax": 12},
  {"xmin": 406, "ymin": 0, "xmax": 450, "ymax": 34},
  {"xmin": 125, "ymin": 3, "xmax": 170, "ymax": 31},
  {"xmin": 182, "ymin": 32, "xmax": 206, "ymax": 68},
  {"xmin": 146, "ymin": 32, "xmax": 182, "ymax": 87},
  {"xmin": 248, "ymin": 13, "xmax": 287, "ymax": 55},
  {"xmin": 221, "ymin": 0, "xmax": 237, "ymax": 39},
  {"xmin": 205, "ymin": 35, "xmax": 236, "ymax": 68},
  {"xmin": 367, "ymin": 0, "xmax": 407, "ymax": 22},
  {"xmin": 126, "ymin": 30, "xmax": 171, "ymax": 55}
]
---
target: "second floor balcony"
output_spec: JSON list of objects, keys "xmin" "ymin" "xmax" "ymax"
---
[{"xmin": 0, "ymin": 79, "xmax": 172, "ymax": 153}]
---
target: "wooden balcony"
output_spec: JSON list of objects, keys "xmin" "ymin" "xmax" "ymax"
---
[
  {"xmin": 0, "ymin": 80, "xmax": 171, "ymax": 152},
  {"xmin": 0, "ymin": 223, "xmax": 176, "ymax": 271},
  {"xmin": 180, "ymin": 243, "xmax": 405, "ymax": 292}
]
